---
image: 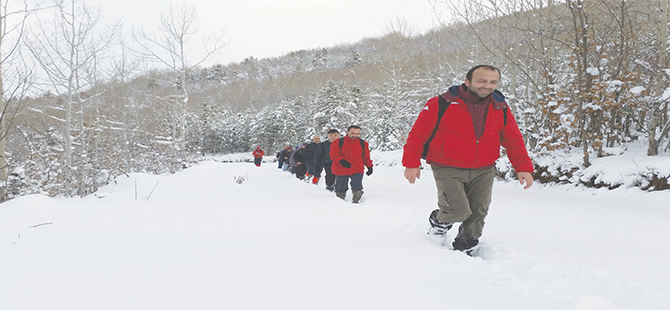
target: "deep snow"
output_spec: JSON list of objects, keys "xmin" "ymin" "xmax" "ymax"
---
[{"xmin": 1, "ymin": 151, "xmax": 668, "ymax": 310}]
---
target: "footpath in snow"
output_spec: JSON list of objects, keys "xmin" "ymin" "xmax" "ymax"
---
[{"xmin": 1, "ymin": 155, "xmax": 669, "ymax": 310}]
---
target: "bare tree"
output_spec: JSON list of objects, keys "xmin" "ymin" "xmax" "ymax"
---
[
  {"xmin": 132, "ymin": 2, "xmax": 226, "ymax": 157},
  {"xmin": 106, "ymin": 29, "xmax": 140, "ymax": 173},
  {"xmin": 25, "ymin": 0, "xmax": 117, "ymax": 196},
  {"xmin": 0, "ymin": 0, "xmax": 41, "ymax": 201},
  {"xmin": 648, "ymin": 0, "xmax": 670, "ymax": 155}
]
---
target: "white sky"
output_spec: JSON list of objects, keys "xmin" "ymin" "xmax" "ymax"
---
[{"xmin": 103, "ymin": 0, "xmax": 442, "ymax": 65}]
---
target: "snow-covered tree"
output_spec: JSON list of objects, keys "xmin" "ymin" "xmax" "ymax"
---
[
  {"xmin": 313, "ymin": 81, "xmax": 358, "ymax": 135},
  {"xmin": 365, "ymin": 70, "xmax": 427, "ymax": 151}
]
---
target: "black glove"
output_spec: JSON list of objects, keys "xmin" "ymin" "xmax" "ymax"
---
[
  {"xmin": 366, "ymin": 166, "xmax": 373, "ymax": 176},
  {"xmin": 339, "ymin": 159, "xmax": 351, "ymax": 168}
]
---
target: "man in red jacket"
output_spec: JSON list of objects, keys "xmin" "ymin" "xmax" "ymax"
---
[
  {"xmin": 330, "ymin": 125, "xmax": 373, "ymax": 203},
  {"xmin": 252, "ymin": 146, "xmax": 265, "ymax": 167},
  {"xmin": 402, "ymin": 65, "xmax": 534, "ymax": 255}
]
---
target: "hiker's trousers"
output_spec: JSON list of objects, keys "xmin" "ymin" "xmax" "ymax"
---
[{"xmin": 431, "ymin": 166, "xmax": 495, "ymax": 239}]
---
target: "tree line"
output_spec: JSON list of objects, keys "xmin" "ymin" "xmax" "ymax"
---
[{"xmin": 0, "ymin": 0, "xmax": 668, "ymax": 200}]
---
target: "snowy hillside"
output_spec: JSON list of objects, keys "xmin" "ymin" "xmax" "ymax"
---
[{"xmin": 1, "ymin": 152, "xmax": 668, "ymax": 309}]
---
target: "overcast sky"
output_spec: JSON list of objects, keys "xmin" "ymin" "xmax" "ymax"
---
[{"xmin": 103, "ymin": 0, "xmax": 442, "ymax": 66}]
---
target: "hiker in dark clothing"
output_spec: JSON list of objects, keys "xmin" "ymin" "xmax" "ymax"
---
[
  {"xmin": 303, "ymin": 136, "xmax": 321, "ymax": 181},
  {"xmin": 293, "ymin": 144, "xmax": 308, "ymax": 180},
  {"xmin": 279, "ymin": 145, "xmax": 291, "ymax": 170},
  {"xmin": 276, "ymin": 151, "xmax": 283, "ymax": 169},
  {"xmin": 314, "ymin": 129, "xmax": 340, "ymax": 190}
]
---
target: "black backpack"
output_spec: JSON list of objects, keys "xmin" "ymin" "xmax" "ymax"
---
[{"xmin": 421, "ymin": 93, "xmax": 508, "ymax": 159}]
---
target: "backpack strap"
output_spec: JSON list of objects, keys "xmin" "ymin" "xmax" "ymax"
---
[
  {"xmin": 493, "ymin": 89, "xmax": 508, "ymax": 126},
  {"xmin": 422, "ymin": 94, "xmax": 451, "ymax": 159}
]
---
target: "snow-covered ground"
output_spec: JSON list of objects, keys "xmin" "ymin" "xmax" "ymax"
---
[{"xmin": 1, "ymin": 151, "xmax": 668, "ymax": 310}]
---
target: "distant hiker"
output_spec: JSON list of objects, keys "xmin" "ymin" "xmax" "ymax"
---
[
  {"xmin": 330, "ymin": 125, "xmax": 373, "ymax": 203},
  {"xmin": 314, "ymin": 129, "xmax": 340, "ymax": 190},
  {"xmin": 303, "ymin": 136, "xmax": 321, "ymax": 181},
  {"xmin": 402, "ymin": 65, "xmax": 534, "ymax": 255},
  {"xmin": 293, "ymin": 143, "xmax": 308, "ymax": 180},
  {"xmin": 288, "ymin": 145, "xmax": 300, "ymax": 174},
  {"xmin": 276, "ymin": 151, "xmax": 283, "ymax": 169},
  {"xmin": 252, "ymin": 146, "xmax": 265, "ymax": 167},
  {"xmin": 280, "ymin": 145, "xmax": 292, "ymax": 171}
]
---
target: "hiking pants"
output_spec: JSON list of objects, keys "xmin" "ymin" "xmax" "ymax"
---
[
  {"xmin": 323, "ymin": 163, "xmax": 335, "ymax": 187},
  {"xmin": 306, "ymin": 159, "xmax": 316, "ymax": 175},
  {"xmin": 314, "ymin": 165, "xmax": 324, "ymax": 178},
  {"xmin": 295, "ymin": 163, "xmax": 307, "ymax": 179},
  {"xmin": 431, "ymin": 166, "xmax": 495, "ymax": 240},
  {"xmin": 335, "ymin": 173, "xmax": 364, "ymax": 192}
]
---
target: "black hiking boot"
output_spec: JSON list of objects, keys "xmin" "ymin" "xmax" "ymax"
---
[
  {"xmin": 452, "ymin": 237, "xmax": 479, "ymax": 256},
  {"xmin": 428, "ymin": 209, "xmax": 453, "ymax": 236}
]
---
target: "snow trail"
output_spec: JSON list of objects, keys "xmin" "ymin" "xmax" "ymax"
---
[{"xmin": 1, "ymin": 159, "xmax": 668, "ymax": 309}]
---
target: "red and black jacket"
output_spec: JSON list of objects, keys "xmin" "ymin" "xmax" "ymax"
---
[
  {"xmin": 330, "ymin": 136, "xmax": 373, "ymax": 175},
  {"xmin": 402, "ymin": 85, "xmax": 534, "ymax": 173}
]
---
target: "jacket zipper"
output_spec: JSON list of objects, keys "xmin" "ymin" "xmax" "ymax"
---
[{"xmin": 474, "ymin": 139, "xmax": 479, "ymax": 168}]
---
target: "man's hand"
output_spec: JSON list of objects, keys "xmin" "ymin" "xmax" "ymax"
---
[
  {"xmin": 517, "ymin": 172, "xmax": 534, "ymax": 190},
  {"xmin": 404, "ymin": 167, "xmax": 421, "ymax": 184}
]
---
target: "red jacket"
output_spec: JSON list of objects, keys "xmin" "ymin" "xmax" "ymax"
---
[
  {"xmin": 402, "ymin": 86, "xmax": 534, "ymax": 173},
  {"xmin": 330, "ymin": 136, "xmax": 373, "ymax": 175},
  {"xmin": 252, "ymin": 149, "xmax": 265, "ymax": 158}
]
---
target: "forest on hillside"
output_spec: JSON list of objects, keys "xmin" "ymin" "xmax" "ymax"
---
[{"xmin": 0, "ymin": 0, "xmax": 668, "ymax": 200}]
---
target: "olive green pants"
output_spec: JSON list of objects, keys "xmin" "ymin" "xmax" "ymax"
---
[{"xmin": 431, "ymin": 166, "xmax": 496, "ymax": 239}]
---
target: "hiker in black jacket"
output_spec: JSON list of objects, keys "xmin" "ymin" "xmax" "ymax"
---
[
  {"xmin": 280, "ymin": 145, "xmax": 292, "ymax": 172},
  {"xmin": 293, "ymin": 144, "xmax": 308, "ymax": 180},
  {"xmin": 314, "ymin": 129, "xmax": 340, "ymax": 191},
  {"xmin": 303, "ymin": 136, "xmax": 321, "ymax": 182}
]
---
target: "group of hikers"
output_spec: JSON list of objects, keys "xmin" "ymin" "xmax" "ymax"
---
[
  {"xmin": 268, "ymin": 125, "xmax": 374, "ymax": 204},
  {"xmin": 251, "ymin": 65, "xmax": 535, "ymax": 255}
]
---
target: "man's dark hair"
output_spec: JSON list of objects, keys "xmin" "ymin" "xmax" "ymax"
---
[
  {"xmin": 347, "ymin": 125, "xmax": 361, "ymax": 131},
  {"xmin": 327, "ymin": 129, "xmax": 339, "ymax": 134},
  {"xmin": 466, "ymin": 65, "xmax": 501, "ymax": 82}
]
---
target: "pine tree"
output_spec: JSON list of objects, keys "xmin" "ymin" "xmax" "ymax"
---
[{"xmin": 313, "ymin": 81, "xmax": 358, "ymax": 135}]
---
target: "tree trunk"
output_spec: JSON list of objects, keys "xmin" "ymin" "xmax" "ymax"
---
[
  {"xmin": 568, "ymin": 0, "xmax": 592, "ymax": 167},
  {"xmin": 0, "ymin": 7, "xmax": 6, "ymax": 201},
  {"xmin": 0, "ymin": 61, "xmax": 6, "ymax": 202},
  {"xmin": 649, "ymin": 0, "xmax": 669, "ymax": 155}
]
